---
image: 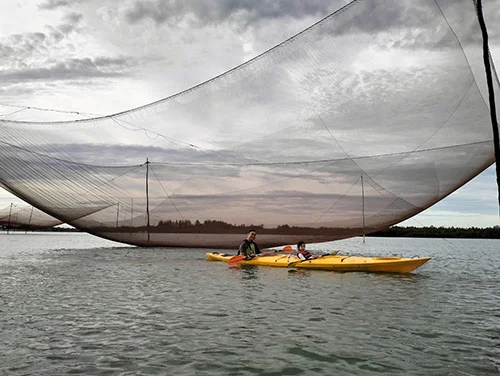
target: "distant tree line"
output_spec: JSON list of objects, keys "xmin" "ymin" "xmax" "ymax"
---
[
  {"xmin": 101, "ymin": 219, "xmax": 361, "ymax": 236},
  {"xmin": 370, "ymin": 225, "xmax": 500, "ymax": 239},
  {"xmin": 3, "ymin": 221, "xmax": 499, "ymax": 239},
  {"xmin": 0, "ymin": 225, "xmax": 79, "ymax": 232},
  {"xmin": 92, "ymin": 219, "xmax": 500, "ymax": 239}
]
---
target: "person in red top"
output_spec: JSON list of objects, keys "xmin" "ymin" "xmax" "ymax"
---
[{"xmin": 296, "ymin": 241, "xmax": 318, "ymax": 260}]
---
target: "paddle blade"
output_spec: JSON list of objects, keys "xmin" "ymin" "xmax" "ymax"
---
[
  {"xmin": 282, "ymin": 245, "xmax": 293, "ymax": 254},
  {"xmin": 228, "ymin": 255, "xmax": 245, "ymax": 267}
]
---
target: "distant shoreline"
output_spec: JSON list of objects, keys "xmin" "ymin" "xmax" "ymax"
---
[
  {"xmin": 369, "ymin": 226, "xmax": 500, "ymax": 239},
  {"xmin": 1, "ymin": 225, "xmax": 499, "ymax": 239}
]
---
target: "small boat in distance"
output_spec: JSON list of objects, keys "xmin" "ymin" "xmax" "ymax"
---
[{"xmin": 206, "ymin": 252, "xmax": 431, "ymax": 273}]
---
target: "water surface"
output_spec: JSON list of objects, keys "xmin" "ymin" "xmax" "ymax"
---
[{"xmin": 0, "ymin": 233, "xmax": 499, "ymax": 375}]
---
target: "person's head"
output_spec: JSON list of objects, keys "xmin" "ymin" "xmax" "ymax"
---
[
  {"xmin": 247, "ymin": 229, "xmax": 257, "ymax": 241},
  {"xmin": 297, "ymin": 241, "xmax": 306, "ymax": 252}
]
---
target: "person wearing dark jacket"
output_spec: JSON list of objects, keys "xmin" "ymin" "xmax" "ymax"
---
[{"xmin": 238, "ymin": 229, "xmax": 276, "ymax": 259}]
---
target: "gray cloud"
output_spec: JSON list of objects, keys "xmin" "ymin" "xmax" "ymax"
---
[
  {"xmin": 297, "ymin": 0, "xmax": 500, "ymax": 51},
  {"xmin": 0, "ymin": 57, "xmax": 132, "ymax": 83},
  {"xmin": 0, "ymin": 9, "xmax": 133, "ymax": 86},
  {"xmin": 0, "ymin": 25, "xmax": 76, "ymax": 64},
  {"xmin": 328, "ymin": 0, "xmax": 446, "ymax": 36},
  {"xmin": 56, "ymin": 11, "xmax": 84, "ymax": 34},
  {"xmin": 0, "ymin": 43, "xmax": 15, "ymax": 59},
  {"xmin": 0, "ymin": 32, "xmax": 49, "ymax": 60},
  {"xmin": 57, "ymin": 23, "xmax": 77, "ymax": 34},
  {"xmin": 64, "ymin": 11, "xmax": 83, "ymax": 24},
  {"xmin": 45, "ymin": 13, "xmax": 84, "ymax": 39},
  {"xmin": 47, "ymin": 28, "xmax": 65, "ymax": 43},
  {"xmin": 124, "ymin": 0, "xmax": 339, "ymax": 28},
  {"xmin": 38, "ymin": 0, "xmax": 72, "ymax": 10},
  {"xmin": 0, "ymin": 7, "xmax": 138, "ymax": 93}
]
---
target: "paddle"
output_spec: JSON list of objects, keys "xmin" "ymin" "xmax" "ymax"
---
[
  {"xmin": 271, "ymin": 245, "xmax": 296, "ymax": 262},
  {"xmin": 228, "ymin": 255, "xmax": 246, "ymax": 267},
  {"xmin": 287, "ymin": 260, "xmax": 304, "ymax": 268},
  {"xmin": 288, "ymin": 251, "xmax": 339, "ymax": 268}
]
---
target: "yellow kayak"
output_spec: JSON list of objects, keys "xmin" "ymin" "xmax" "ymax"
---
[{"xmin": 206, "ymin": 252, "xmax": 430, "ymax": 273}]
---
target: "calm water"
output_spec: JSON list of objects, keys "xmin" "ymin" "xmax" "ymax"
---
[{"xmin": 0, "ymin": 232, "xmax": 499, "ymax": 375}]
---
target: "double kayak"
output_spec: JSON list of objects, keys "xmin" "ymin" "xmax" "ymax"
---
[{"xmin": 206, "ymin": 252, "xmax": 430, "ymax": 273}]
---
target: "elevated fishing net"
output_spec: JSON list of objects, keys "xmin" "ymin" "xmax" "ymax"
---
[
  {"xmin": 0, "ymin": 0, "xmax": 498, "ymax": 247},
  {"xmin": 0, "ymin": 204, "xmax": 62, "ymax": 230}
]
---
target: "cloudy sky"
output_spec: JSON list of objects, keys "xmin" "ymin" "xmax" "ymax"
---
[{"xmin": 0, "ymin": 0, "xmax": 499, "ymax": 228}]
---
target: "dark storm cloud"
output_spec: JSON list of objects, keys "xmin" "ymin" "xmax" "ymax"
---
[{"xmin": 124, "ymin": 0, "xmax": 338, "ymax": 27}]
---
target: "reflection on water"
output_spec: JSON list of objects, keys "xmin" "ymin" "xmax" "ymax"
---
[
  {"xmin": 0, "ymin": 233, "xmax": 499, "ymax": 375},
  {"xmin": 287, "ymin": 268, "xmax": 311, "ymax": 278},
  {"xmin": 239, "ymin": 265, "xmax": 260, "ymax": 281}
]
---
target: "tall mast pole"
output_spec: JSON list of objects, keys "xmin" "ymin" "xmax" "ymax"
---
[
  {"xmin": 361, "ymin": 175, "xmax": 365, "ymax": 244},
  {"xmin": 115, "ymin": 202, "xmax": 120, "ymax": 229},
  {"xmin": 476, "ymin": 0, "xmax": 500, "ymax": 215},
  {"xmin": 130, "ymin": 198, "xmax": 134, "ymax": 227},
  {"xmin": 7, "ymin": 202, "xmax": 13, "ymax": 235},
  {"xmin": 26, "ymin": 206, "xmax": 34, "ymax": 233},
  {"xmin": 146, "ymin": 159, "xmax": 150, "ymax": 243}
]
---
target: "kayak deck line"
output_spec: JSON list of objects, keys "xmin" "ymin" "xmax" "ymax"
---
[{"xmin": 206, "ymin": 252, "xmax": 431, "ymax": 273}]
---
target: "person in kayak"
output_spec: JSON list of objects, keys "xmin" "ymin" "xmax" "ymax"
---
[
  {"xmin": 296, "ymin": 241, "xmax": 318, "ymax": 260},
  {"xmin": 238, "ymin": 229, "xmax": 276, "ymax": 259}
]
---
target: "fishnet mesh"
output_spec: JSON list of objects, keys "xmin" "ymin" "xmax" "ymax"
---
[
  {"xmin": 0, "ymin": 0, "xmax": 497, "ymax": 247},
  {"xmin": 0, "ymin": 204, "xmax": 62, "ymax": 230}
]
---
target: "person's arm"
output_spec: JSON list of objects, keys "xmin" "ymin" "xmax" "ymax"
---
[
  {"xmin": 259, "ymin": 249, "xmax": 278, "ymax": 256},
  {"xmin": 297, "ymin": 253, "xmax": 306, "ymax": 261},
  {"xmin": 254, "ymin": 242, "xmax": 261, "ymax": 254},
  {"xmin": 255, "ymin": 242, "xmax": 278, "ymax": 257},
  {"xmin": 238, "ymin": 241, "xmax": 248, "ymax": 257}
]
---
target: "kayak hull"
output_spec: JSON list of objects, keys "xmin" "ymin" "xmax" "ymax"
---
[{"xmin": 206, "ymin": 252, "xmax": 430, "ymax": 273}]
